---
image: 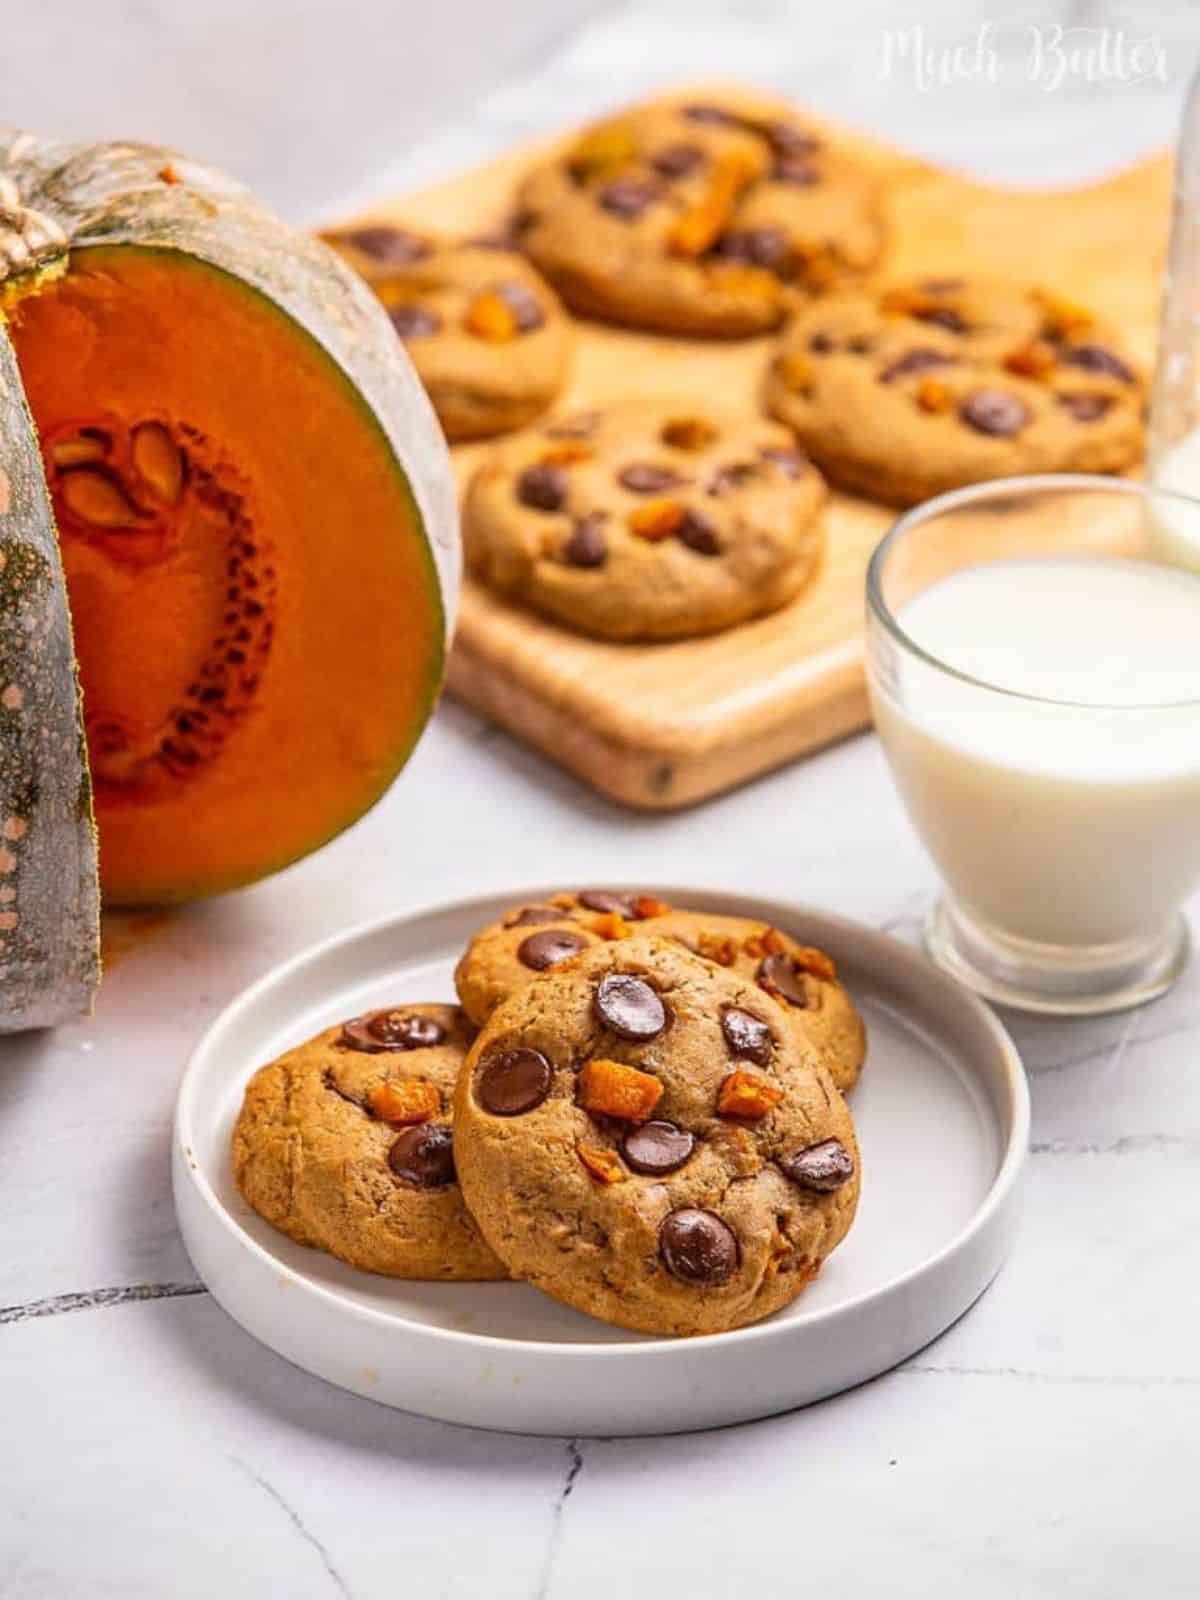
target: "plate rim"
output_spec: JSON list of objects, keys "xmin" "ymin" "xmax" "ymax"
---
[{"xmin": 174, "ymin": 880, "xmax": 1029, "ymax": 1358}]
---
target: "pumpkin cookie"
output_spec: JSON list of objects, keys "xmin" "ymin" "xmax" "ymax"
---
[
  {"xmin": 322, "ymin": 222, "xmax": 571, "ymax": 439},
  {"xmin": 453, "ymin": 937, "xmax": 860, "ymax": 1336},
  {"xmin": 463, "ymin": 396, "xmax": 827, "ymax": 640},
  {"xmin": 455, "ymin": 891, "xmax": 865, "ymax": 1093},
  {"xmin": 765, "ymin": 277, "xmax": 1145, "ymax": 506},
  {"xmin": 516, "ymin": 96, "xmax": 884, "ymax": 337},
  {"xmin": 232, "ymin": 1003, "xmax": 506, "ymax": 1280}
]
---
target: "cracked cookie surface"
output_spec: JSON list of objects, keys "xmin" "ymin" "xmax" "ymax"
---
[
  {"xmin": 453, "ymin": 938, "xmax": 859, "ymax": 1335},
  {"xmin": 232, "ymin": 1002, "xmax": 506, "ymax": 1280},
  {"xmin": 322, "ymin": 222, "xmax": 571, "ymax": 439},
  {"xmin": 765, "ymin": 277, "xmax": 1145, "ymax": 506},
  {"xmin": 463, "ymin": 396, "xmax": 826, "ymax": 640},
  {"xmin": 516, "ymin": 95, "xmax": 884, "ymax": 336}
]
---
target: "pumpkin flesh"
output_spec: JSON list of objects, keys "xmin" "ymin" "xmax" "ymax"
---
[{"xmin": 9, "ymin": 245, "xmax": 443, "ymax": 904}]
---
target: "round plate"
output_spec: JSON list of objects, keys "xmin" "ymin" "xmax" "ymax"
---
[{"xmin": 173, "ymin": 885, "xmax": 1028, "ymax": 1436}]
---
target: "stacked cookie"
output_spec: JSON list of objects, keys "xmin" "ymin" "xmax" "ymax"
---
[{"xmin": 233, "ymin": 890, "xmax": 866, "ymax": 1337}]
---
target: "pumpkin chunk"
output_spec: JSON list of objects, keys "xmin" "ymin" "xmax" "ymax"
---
[
  {"xmin": 578, "ymin": 1057, "xmax": 664, "ymax": 1122},
  {"xmin": 717, "ymin": 1069, "xmax": 784, "ymax": 1120}
]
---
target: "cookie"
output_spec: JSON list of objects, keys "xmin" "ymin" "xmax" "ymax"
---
[
  {"xmin": 454, "ymin": 891, "xmax": 865, "ymax": 1093},
  {"xmin": 232, "ymin": 1002, "xmax": 506, "ymax": 1280},
  {"xmin": 321, "ymin": 222, "xmax": 571, "ymax": 440},
  {"xmin": 463, "ymin": 396, "xmax": 826, "ymax": 640},
  {"xmin": 765, "ymin": 277, "xmax": 1145, "ymax": 506},
  {"xmin": 453, "ymin": 937, "xmax": 860, "ymax": 1336},
  {"xmin": 516, "ymin": 96, "xmax": 884, "ymax": 337}
]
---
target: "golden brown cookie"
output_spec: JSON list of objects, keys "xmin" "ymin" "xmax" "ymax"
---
[
  {"xmin": 232, "ymin": 1002, "xmax": 506, "ymax": 1280},
  {"xmin": 321, "ymin": 222, "xmax": 571, "ymax": 439},
  {"xmin": 516, "ymin": 96, "xmax": 884, "ymax": 337},
  {"xmin": 463, "ymin": 396, "xmax": 826, "ymax": 640},
  {"xmin": 454, "ymin": 891, "xmax": 865, "ymax": 1093},
  {"xmin": 765, "ymin": 277, "xmax": 1145, "ymax": 506},
  {"xmin": 453, "ymin": 937, "xmax": 860, "ymax": 1336}
]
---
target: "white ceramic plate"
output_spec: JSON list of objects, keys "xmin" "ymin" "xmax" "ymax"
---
[{"xmin": 173, "ymin": 886, "xmax": 1028, "ymax": 1436}]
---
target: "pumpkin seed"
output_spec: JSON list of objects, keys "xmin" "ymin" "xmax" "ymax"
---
[
  {"xmin": 132, "ymin": 422, "xmax": 185, "ymax": 504},
  {"xmin": 50, "ymin": 430, "xmax": 111, "ymax": 468},
  {"xmin": 60, "ymin": 470, "xmax": 138, "ymax": 529}
]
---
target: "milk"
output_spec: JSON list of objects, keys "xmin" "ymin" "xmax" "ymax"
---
[
  {"xmin": 870, "ymin": 557, "xmax": 1200, "ymax": 949},
  {"xmin": 1150, "ymin": 429, "xmax": 1200, "ymax": 571}
]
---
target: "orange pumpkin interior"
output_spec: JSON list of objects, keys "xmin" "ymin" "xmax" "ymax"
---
[{"xmin": 8, "ymin": 244, "xmax": 443, "ymax": 905}]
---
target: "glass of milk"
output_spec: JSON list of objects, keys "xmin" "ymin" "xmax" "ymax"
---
[{"xmin": 866, "ymin": 474, "xmax": 1200, "ymax": 1015}]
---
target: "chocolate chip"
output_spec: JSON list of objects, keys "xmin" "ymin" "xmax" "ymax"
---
[
  {"xmin": 707, "ymin": 461, "xmax": 759, "ymax": 496},
  {"xmin": 517, "ymin": 463, "xmax": 568, "ymax": 511},
  {"xmin": 1057, "ymin": 391, "xmax": 1113, "ymax": 421},
  {"xmin": 579, "ymin": 889, "xmax": 638, "ymax": 916},
  {"xmin": 388, "ymin": 1123, "xmax": 456, "ymax": 1187},
  {"xmin": 1061, "ymin": 343, "xmax": 1135, "ymax": 384},
  {"xmin": 545, "ymin": 412, "xmax": 599, "ymax": 439},
  {"xmin": 597, "ymin": 178, "xmax": 658, "ymax": 219},
  {"xmin": 389, "ymin": 304, "xmax": 442, "ymax": 338},
  {"xmin": 564, "ymin": 514, "xmax": 608, "ymax": 568},
  {"xmin": 677, "ymin": 509, "xmax": 720, "ymax": 555},
  {"xmin": 341, "ymin": 225, "xmax": 430, "ymax": 264},
  {"xmin": 765, "ymin": 121, "xmax": 819, "ymax": 156},
  {"xmin": 504, "ymin": 904, "xmax": 573, "ymax": 928},
  {"xmin": 683, "ymin": 104, "xmax": 740, "ymax": 126},
  {"xmin": 721, "ymin": 1006, "xmax": 773, "ymax": 1066},
  {"xmin": 492, "ymin": 280, "xmax": 546, "ymax": 332},
  {"xmin": 594, "ymin": 973, "xmax": 667, "ymax": 1040},
  {"xmin": 519, "ymin": 928, "xmax": 587, "ymax": 970},
  {"xmin": 712, "ymin": 227, "xmax": 790, "ymax": 268},
  {"xmin": 915, "ymin": 306, "xmax": 968, "ymax": 334},
  {"xmin": 621, "ymin": 1120, "xmax": 695, "ymax": 1175},
  {"xmin": 618, "ymin": 462, "xmax": 684, "ymax": 493},
  {"xmin": 759, "ymin": 445, "xmax": 807, "ymax": 479},
  {"xmin": 779, "ymin": 1138, "xmax": 855, "ymax": 1192},
  {"xmin": 757, "ymin": 953, "xmax": 810, "ymax": 1008},
  {"xmin": 478, "ymin": 1047, "xmax": 553, "ymax": 1116},
  {"xmin": 879, "ymin": 347, "xmax": 956, "ymax": 384},
  {"xmin": 651, "ymin": 142, "xmax": 705, "ymax": 178},
  {"xmin": 847, "ymin": 336, "xmax": 874, "ymax": 355},
  {"xmin": 809, "ymin": 331, "xmax": 835, "ymax": 354},
  {"xmin": 340, "ymin": 1009, "xmax": 446, "ymax": 1052},
  {"xmin": 959, "ymin": 389, "xmax": 1030, "ymax": 437},
  {"xmin": 770, "ymin": 157, "xmax": 819, "ymax": 186},
  {"xmin": 659, "ymin": 1208, "xmax": 739, "ymax": 1284}
]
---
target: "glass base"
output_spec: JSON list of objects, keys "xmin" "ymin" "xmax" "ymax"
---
[{"xmin": 924, "ymin": 896, "xmax": 1191, "ymax": 1017}]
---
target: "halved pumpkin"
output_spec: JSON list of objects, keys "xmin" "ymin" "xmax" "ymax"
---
[{"xmin": 0, "ymin": 135, "xmax": 458, "ymax": 1027}]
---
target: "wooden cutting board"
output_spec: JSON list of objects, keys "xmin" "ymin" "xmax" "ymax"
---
[{"xmin": 330, "ymin": 90, "xmax": 1171, "ymax": 809}]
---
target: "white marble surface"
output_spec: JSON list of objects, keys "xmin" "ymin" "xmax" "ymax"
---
[{"xmin": 5, "ymin": 2, "xmax": 1200, "ymax": 1594}]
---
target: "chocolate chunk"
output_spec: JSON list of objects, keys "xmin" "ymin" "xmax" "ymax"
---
[
  {"xmin": 1061, "ymin": 343, "xmax": 1136, "ymax": 384},
  {"xmin": 389, "ymin": 304, "xmax": 442, "ymax": 338},
  {"xmin": 478, "ymin": 1047, "xmax": 553, "ymax": 1116},
  {"xmin": 707, "ymin": 461, "xmax": 759, "ymax": 496},
  {"xmin": 720, "ymin": 1006, "xmax": 773, "ymax": 1066},
  {"xmin": 517, "ymin": 463, "xmax": 568, "ymax": 511},
  {"xmin": 564, "ymin": 514, "xmax": 608, "ymax": 568},
  {"xmin": 341, "ymin": 1009, "xmax": 446, "ymax": 1052},
  {"xmin": 594, "ymin": 973, "xmax": 667, "ymax": 1040},
  {"xmin": 959, "ymin": 389, "xmax": 1030, "ymax": 437},
  {"xmin": 779, "ymin": 1138, "xmax": 855, "ymax": 1192},
  {"xmin": 388, "ymin": 1123, "xmax": 456, "ymax": 1187},
  {"xmin": 765, "ymin": 121, "xmax": 819, "ymax": 156},
  {"xmin": 545, "ymin": 411, "xmax": 600, "ymax": 439},
  {"xmin": 341, "ymin": 225, "xmax": 430, "ymax": 265},
  {"xmin": 759, "ymin": 445, "xmax": 807, "ymax": 479},
  {"xmin": 915, "ymin": 306, "xmax": 968, "ymax": 334},
  {"xmin": 618, "ymin": 462, "xmax": 685, "ymax": 493},
  {"xmin": 504, "ymin": 904, "xmax": 573, "ymax": 928},
  {"xmin": 770, "ymin": 157, "xmax": 819, "ymax": 186},
  {"xmin": 597, "ymin": 178, "xmax": 658, "ymax": 220},
  {"xmin": 492, "ymin": 280, "xmax": 546, "ymax": 332},
  {"xmin": 519, "ymin": 928, "xmax": 587, "ymax": 970},
  {"xmin": 683, "ymin": 104, "xmax": 740, "ymax": 126},
  {"xmin": 1057, "ymin": 391, "xmax": 1113, "ymax": 422},
  {"xmin": 651, "ymin": 142, "xmax": 705, "ymax": 178},
  {"xmin": 809, "ymin": 331, "xmax": 835, "ymax": 354},
  {"xmin": 847, "ymin": 335, "xmax": 874, "ymax": 355},
  {"xmin": 579, "ymin": 890, "xmax": 640, "ymax": 916},
  {"xmin": 757, "ymin": 953, "xmax": 810, "ymax": 1008},
  {"xmin": 712, "ymin": 227, "xmax": 790, "ymax": 268},
  {"xmin": 677, "ymin": 508, "xmax": 721, "ymax": 555},
  {"xmin": 621, "ymin": 1120, "xmax": 696, "ymax": 1175},
  {"xmin": 879, "ymin": 347, "xmax": 956, "ymax": 384},
  {"xmin": 659, "ymin": 1207, "xmax": 739, "ymax": 1284}
]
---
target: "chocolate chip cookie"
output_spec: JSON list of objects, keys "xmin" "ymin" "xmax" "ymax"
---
[
  {"xmin": 463, "ymin": 397, "xmax": 826, "ymax": 640},
  {"xmin": 765, "ymin": 277, "xmax": 1145, "ymax": 506},
  {"xmin": 453, "ymin": 937, "xmax": 860, "ymax": 1336},
  {"xmin": 322, "ymin": 222, "xmax": 571, "ymax": 439},
  {"xmin": 232, "ymin": 1003, "xmax": 506, "ymax": 1280},
  {"xmin": 516, "ymin": 96, "xmax": 884, "ymax": 337},
  {"xmin": 455, "ymin": 892, "xmax": 865, "ymax": 1093}
]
